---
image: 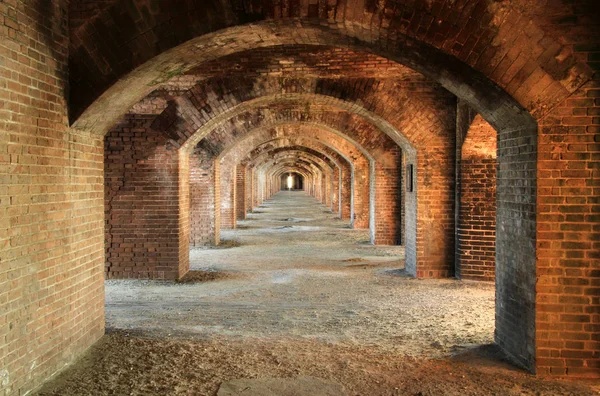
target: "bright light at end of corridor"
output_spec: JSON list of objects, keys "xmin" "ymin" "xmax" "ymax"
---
[{"xmin": 287, "ymin": 174, "xmax": 293, "ymax": 190}]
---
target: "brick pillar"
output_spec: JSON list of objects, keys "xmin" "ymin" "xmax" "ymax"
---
[
  {"xmin": 374, "ymin": 149, "xmax": 402, "ymax": 245},
  {"xmin": 535, "ymin": 81, "xmax": 599, "ymax": 378},
  {"xmin": 105, "ymin": 118, "xmax": 182, "ymax": 280},
  {"xmin": 189, "ymin": 151, "xmax": 220, "ymax": 246},
  {"xmin": 353, "ymin": 159, "xmax": 370, "ymax": 229},
  {"xmin": 236, "ymin": 165, "xmax": 246, "ymax": 220},
  {"xmin": 246, "ymin": 167, "xmax": 253, "ymax": 213},
  {"xmin": 413, "ymin": 147, "xmax": 456, "ymax": 278},
  {"xmin": 331, "ymin": 167, "xmax": 340, "ymax": 213},
  {"xmin": 341, "ymin": 165, "xmax": 352, "ymax": 221},
  {"xmin": 220, "ymin": 164, "xmax": 236, "ymax": 230}
]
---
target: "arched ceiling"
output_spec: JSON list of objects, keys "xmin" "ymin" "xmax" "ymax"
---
[
  {"xmin": 69, "ymin": 0, "xmax": 596, "ymax": 136},
  {"xmin": 219, "ymin": 131, "xmax": 351, "ymax": 172}
]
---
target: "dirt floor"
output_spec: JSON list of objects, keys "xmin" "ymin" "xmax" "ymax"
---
[{"xmin": 37, "ymin": 191, "xmax": 599, "ymax": 395}]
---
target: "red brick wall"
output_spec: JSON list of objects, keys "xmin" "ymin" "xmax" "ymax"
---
[
  {"xmin": 235, "ymin": 165, "xmax": 246, "ymax": 220},
  {"xmin": 246, "ymin": 167, "xmax": 253, "ymax": 213},
  {"xmin": 220, "ymin": 164, "xmax": 236, "ymax": 230},
  {"xmin": 0, "ymin": 1, "xmax": 104, "ymax": 394},
  {"xmin": 457, "ymin": 115, "xmax": 497, "ymax": 282},
  {"xmin": 331, "ymin": 168, "xmax": 339, "ymax": 214},
  {"xmin": 536, "ymin": 76, "xmax": 600, "ymax": 378},
  {"xmin": 104, "ymin": 116, "xmax": 182, "ymax": 280},
  {"xmin": 374, "ymin": 148, "xmax": 403, "ymax": 245},
  {"xmin": 189, "ymin": 150, "xmax": 220, "ymax": 246},
  {"xmin": 341, "ymin": 166, "xmax": 352, "ymax": 221}
]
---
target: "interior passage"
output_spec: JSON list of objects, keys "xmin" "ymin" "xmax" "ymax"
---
[{"xmin": 105, "ymin": 191, "xmax": 494, "ymax": 357}]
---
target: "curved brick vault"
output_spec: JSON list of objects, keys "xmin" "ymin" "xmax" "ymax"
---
[
  {"xmin": 69, "ymin": 3, "xmax": 591, "ymax": 135},
  {"xmin": 2, "ymin": 3, "xmax": 599, "ymax": 395}
]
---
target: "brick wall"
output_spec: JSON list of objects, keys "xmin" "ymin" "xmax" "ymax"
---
[
  {"xmin": 104, "ymin": 116, "xmax": 182, "ymax": 280},
  {"xmin": 331, "ymin": 169, "xmax": 339, "ymax": 213},
  {"xmin": 68, "ymin": 0, "xmax": 115, "ymax": 30},
  {"xmin": 536, "ymin": 76, "xmax": 600, "ymax": 377},
  {"xmin": 2, "ymin": 2, "xmax": 593, "ymax": 389},
  {"xmin": 0, "ymin": 1, "xmax": 104, "ymax": 395},
  {"xmin": 457, "ymin": 115, "xmax": 497, "ymax": 282},
  {"xmin": 374, "ymin": 148, "xmax": 403, "ymax": 245},
  {"xmin": 189, "ymin": 150, "xmax": 220, "ymax": 247},
  {"xmin": 219, "ymin": 164, "xmax": 236, "ymax": 230},
  {"xmin": 235, "ymin": 165, "xmax": 246, "ymax": 220}
]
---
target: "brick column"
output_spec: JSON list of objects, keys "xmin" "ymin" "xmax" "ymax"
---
[
  {"xmin": 236, "ymin": 165, "xmax": 246, "ymax": 220},
  {"xmin": 189, "ymin": 151, "xmax": 220, "ymax": 246},
  {"xmin": 374, "ymin": 148, "xmax": 403, "ymax": 245}
]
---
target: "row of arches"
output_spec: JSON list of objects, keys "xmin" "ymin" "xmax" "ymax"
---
[{"xmin": 4, "ymin": 2, "xmax": 598, "ymax": 393}]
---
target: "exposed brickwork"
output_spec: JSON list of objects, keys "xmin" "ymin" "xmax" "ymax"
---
[
  {"xmin": 189, "ymin": 149, "xmax": 220, "ymax": 247},
  {"xmin": 374, "ymin": 147, "xmax": 402, "ymax": 245},
  {"xmin": 0, "ymin": 2, "xmax": 104, "ymax": 395},
  {"xmin": 148, "ymin": 74, "xmax": 456, "ymax": 269},
  {"xmin": 494, "ymin": 120, "xmax": 538, "ymax": 372},
  {"xmin": 2, "ymin": 4, "xmax": 599, "ymax": 394},
  {"xmin": 218, "ymin": 123, "xmax": 372, "ymax": 230},
  {"xmin": 68, "ymin": 3, "xmax": 589, "ymax": 135},
  {"xmin": 219, "ymin": 165, "xmax": 236, "ymax": 230},
  {"xmin": 68, "ymin": 0, "xmax": 115, "ymax": 30},
  {"xmin": 235, "ymin": 165, "xmax": 246, "ymax": 220},
  {"xmin": 536, "ymin": 75, "xmax": 600, "ymax": 378},
  {"xmin": 104, "ymin": 116, "xmax": 183, "ymax": 280},
  {"xmin": 457, "ymin": 115, "xmax": 497, "ymax": 282}
]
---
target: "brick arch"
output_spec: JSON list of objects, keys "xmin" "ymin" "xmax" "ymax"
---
[
  {"xmin": 200, "ymin": 119, "xmax": 355, "ymax": 228},
  {"xmin": 100, "ymin": 59, "xmax": 537, "ymax": 374},
  {"xmin": 160, "ymin": 81, "xmax": 440, "ymax": 264},
  {"xmin": 81, "ymin": 7, "xmax": 592, "ymax": 376},
  {"xmin": 258, "ymin": 156, "xmax": 328, "ymax": 182},
  {"xmin": 261, "ymin": 158, "xmax": 322, "ymax": 200},
  {"xmin": 254, "ymin": 150, "xmax": 332, "ymax": 178},
  {"xmin": 245, "ymin": 146, "xmax": 338, "ymax": 214},
  {"xmin": 223, "ymin": 134, "xmax": 354, "ymax": 220},
  {"xmin": 156, "ymin": 76, "xmax": 448, "ymax": 154},
  {"xmin": 211, "ymin": 122, "xmax": 371, "ymax": 223},
  {"xmin": 235, "ymin": 136, "xmax": 349, "ymax": 174},
  {"xmin": 217, "ymin": 123, "xmax": 384, "ymax": 236},
  {"xmin": 200, "ymin": 108, "xmax": 400, "ymax": 165},
  {"xmin": 250, "ymin": 150, "xmax": 333, "ymax": 205},
  {"xmin": 160, "ymin": 79, "xmax": 417, "ymax": 247},
  {"xmin": 273, "ymin": 168, "xmax": 311, "ymax": 189},
  {"xmin": 70, "ymin": 6, "xmax": 589, "ymax": 134},
  {"xmin": 264, "ymin": 160, "xmax": 320, "ymax": 184},
  {"xmin": 248, "ymin": 146, "xmax": 336, "ymax": 178},
  {"xmin": 272, "ymin": 167, "xmax": 312, "ymax": 193},
  {"xmin": 227, "ymin": 123, "xmax": 404, "ymax": 240},
  {"xmin": 211, "ymin": 119, "xmax": 375, "ymax": 230},
  {"xmin": 154, "ymin": 75, "xmax": 536, "ymax": 370}
]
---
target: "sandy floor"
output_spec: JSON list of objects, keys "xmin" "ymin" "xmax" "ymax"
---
[
  {"xmin": 36, "ymin": 192, "xmax": 599, "ymax": 395},
  {"xmin": 105, "ymin": 191, "xmax": 494, "ymax": 357}
]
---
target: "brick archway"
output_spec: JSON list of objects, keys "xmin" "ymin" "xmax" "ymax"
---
[{"xmin": 3, "ymin": 3, "xmax": 599, "ymax": 393}]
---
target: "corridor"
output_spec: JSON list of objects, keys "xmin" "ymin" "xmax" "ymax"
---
[
  {"xmin": 105, "ymin": 191, "xmax": 494, "ymax": 356},
  {"xmin": 36, "ymin": 192, "xmax": 596, "ymax": 395}
]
